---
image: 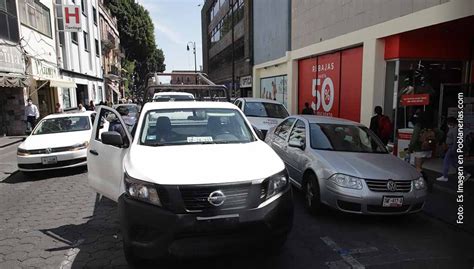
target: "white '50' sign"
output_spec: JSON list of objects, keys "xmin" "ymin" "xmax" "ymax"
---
[{"xmin": 311, "ymin": 77, "xmax": 334, "ymax": 112}]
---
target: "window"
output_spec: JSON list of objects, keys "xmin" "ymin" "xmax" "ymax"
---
[
  {"xmin": 19, "ymin": 0, "xmax": 52, "ymax": 37},
  {"xmin": 71, "ymin": 32, "xmax": 78, "ymax": 44},
  {"xmin": 274, "ymin": 118, "xmax": 295, "ymax": 140},
  {"xmin": 92, "ymin": 6, "xmax": 97, "ymax": 24},
  {"xmin": 233, "ymin": 100, "xmax": 242, "ymax": 109},
  {"xmin": 62, "ymin": 88, "xmax": 71, "ymax": 109},
  {"xmin": 95, "ymin": 39, "xmax": 99, "ymax": 57},
  {"xmin": 81, "ymin": 0, "xmax": 87, "ymax": 16},
  {"xmin": 33, "ymin": 116, "xmax": 91, "ymax": 135},
  {"xmin": 243, "ymin": 102, "xmax": 289, "ymax": 119},
  {"xmin": 0, "ymin": 0, "xmax": 19, "ymax": 42},
  {"xmin": 289, "ymin": 120, "xmax": 306, "ymax": 146},
  {"xmin": 83, "ymin": 31, "xmax": 89, "ymax": 51}
]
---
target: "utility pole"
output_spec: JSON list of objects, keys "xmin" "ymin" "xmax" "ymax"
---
[
  {"xmin": 187, "ymin": 41, "xmax": 197, "ymax": 84},
  {"xmin": 230, "ymin": 0, "xmax": 235, "ymax": 98}
]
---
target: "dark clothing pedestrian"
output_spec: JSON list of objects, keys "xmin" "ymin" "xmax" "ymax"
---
[{"xmin": 302, "ymin": 103, "xmax": 314, "ymax": 115}]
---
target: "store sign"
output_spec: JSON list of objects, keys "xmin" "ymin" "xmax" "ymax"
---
[
  {"xmin": 62, "ymin": 5, "xmax": 82, "ymax": 32},
  {"xmin": 31, "ymin": 58, "xmax": 59, "ymax": 79},
  {"xmin": 0, "ymin": 45, "xmax": 25, "ymax": 74},
  {"xmin": 240, "ymin": 76, "xmax": 252, "ymax": 88},
  {"xmin": 400, "ymin": 94, "xmax": 430, "ymax": 106}
]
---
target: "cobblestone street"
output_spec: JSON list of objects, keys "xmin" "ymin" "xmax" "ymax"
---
[{"xmin": 0, "ymin": 160, "xmax": 473, "ymax": 268}]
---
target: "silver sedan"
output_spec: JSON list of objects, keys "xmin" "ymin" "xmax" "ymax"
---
[{"xmin": 265, "ymin": 115, "xmax": 427, "ymax": 215}]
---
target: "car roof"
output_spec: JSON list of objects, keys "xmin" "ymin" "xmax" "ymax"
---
[
  {"xmin": 237, "ymin": 98, "xmax": 283, "ymax": 104},
  {"xmin": 141, "ymin": 101, "xmax": 238, "ymax": 112},
  {"xmin": 294, "ymin": 115, "xmax": 363, "ymax": 125},
  {"xmin": 42, "ymin": 111, "xmax": 95, "ymax": 120},
  {"xmin": 154, "ymin": 92, "xmax": 194, "ymax": 96}
]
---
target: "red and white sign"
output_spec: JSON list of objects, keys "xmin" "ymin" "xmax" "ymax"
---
[
  {"xmin": 62, "ymin": 5, "xmax": 81, "ymax": 32},
  {"xmin": 313, "ymin": 52, "xmax": 340, "ymax": 117},
  {"xmin": 400, "ymin": 94, "xmax": 430, "ymax": 106}
]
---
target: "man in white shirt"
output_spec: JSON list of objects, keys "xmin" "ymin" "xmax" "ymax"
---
[
  {"xmin": 78, "ymin": 103, "xmax": 87, "ymax": 112},
  {"xmin": 25, "ymin": 98, "xmax": 40, "ymax": 131}
]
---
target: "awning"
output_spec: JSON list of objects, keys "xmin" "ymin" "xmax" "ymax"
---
[
  {"xmin": 0, "ymin": 73, "xmax": 29, "ymax": 88},
  {"xmin": 49, "ymin": 78, "xmax": 77, "ymax": 88},
  {"xmin": 33, "ymin": 75, "xmax": 77, "ymax": 88}
]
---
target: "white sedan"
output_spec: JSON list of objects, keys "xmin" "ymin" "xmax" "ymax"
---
[
  {"xmin": 17, "ymin": 111, "xmax": 96, "ymax": 172},
  {"xmin": 233, "ymin": 98, "xmax": 289, "ymax": 138}
]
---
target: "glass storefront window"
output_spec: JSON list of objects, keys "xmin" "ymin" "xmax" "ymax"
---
[{"xmin": 62, "ymin": 88, "xmax": 71, "ymax": 109}]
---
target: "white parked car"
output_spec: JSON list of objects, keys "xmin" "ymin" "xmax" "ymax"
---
[
  {"xmin": 17, "ymin": 111, "xmax": 96, "ymax": 172},
  {"xmin": 152, "ymin": 91, "xmax": 195, "ymax": 102},
  {"xmin": 87, "ymin": 101, "xmax": 293, "ymax": 265},
  {"xmin": 233, "ymin": 98, "xmax": 289, "ymax": 138}
]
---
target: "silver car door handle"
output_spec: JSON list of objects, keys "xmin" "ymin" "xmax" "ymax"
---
[{"xmin": 89, "ymin": 149, "xmax": 99, "ymax": 156}]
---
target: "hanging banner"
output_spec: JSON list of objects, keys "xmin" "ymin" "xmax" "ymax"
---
[
  {"xmin": 314, "ymin": 52, "xmax": 341, "ymax": 117},
  {"xmin": 400, "ymin": 93, "xmax": 430, "ymax": 106},
  {"xmin": 62, "ymin": 5, "xmax": 82, "ymax": 32}
]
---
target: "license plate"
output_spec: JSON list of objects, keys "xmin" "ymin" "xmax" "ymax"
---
[
  {"xmin": 41, "ymin": 156, "xmax": 57, "ymax": 165},
  {"xmin": 382, "ymin": 196, "xmax": 403, "ymax": 207}
]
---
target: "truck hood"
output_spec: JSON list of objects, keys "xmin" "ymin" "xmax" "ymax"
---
[
  {"xmin": 124, "ymin": 141, "xmax": 285, "ymax": 185},
  {"xmin": 314, "ymin": 150, "xmax": 421, "ymax": 180}
]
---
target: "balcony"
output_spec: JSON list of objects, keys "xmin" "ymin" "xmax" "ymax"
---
[{"xmin": 101, "ymin": 31, "xmax": 117, "ymax": 51}]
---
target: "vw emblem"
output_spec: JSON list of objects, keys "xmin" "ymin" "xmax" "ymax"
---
[
  {"xmin": 386, "ymin": 180, "xmax": 397, "ymax": 192},
  {"xmin": 45, "ymin": 148, "xmax": 52, "ymax": 154},
  {"xmin": 207, "ymin": 190, "xmax": 226, "ymax": 207}
]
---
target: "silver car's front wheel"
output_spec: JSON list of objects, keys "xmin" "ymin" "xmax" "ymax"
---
[{"xmin": 304, "ymin": 174, "xmax": 323, "ymax": 214}]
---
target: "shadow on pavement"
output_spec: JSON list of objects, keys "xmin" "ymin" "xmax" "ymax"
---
[
  {"xmin": 39, "ymin": 194, "xmax": 283, "ymax": 269},
  {"xmin": 1, "ymin": 166, "xmax": 87, "ymax": 184}
]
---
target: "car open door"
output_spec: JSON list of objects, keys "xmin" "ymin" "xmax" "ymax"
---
[{"xmin": 88, "ymin": 106, "xmax": 132, "ymax": 202}]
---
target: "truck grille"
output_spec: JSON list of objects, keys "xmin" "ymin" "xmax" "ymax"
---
[
  {"xmin": 180, "ymin": 183, "xmax": 251, "ymax": 212},
  {"xmin": 365, "ymin": 179, "xmax": 412, "ymax": 192},
  {"xmin": 27, "ymin": 146, "xmax": 74, "ymax": 154}
]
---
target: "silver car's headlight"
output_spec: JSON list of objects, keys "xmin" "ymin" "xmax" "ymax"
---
[
  {"xmin": 413, "ymin": 177, "xmax": 426, "ymax": 190},
  {"xmin": 124, "ymin": 172, "xmax": 162, "ymax": 206},
  {"xmin": 328, "ymin": 174, "xmax": 363, "ymax": 190},
  {"xmin": 266, "ymin": 169, "xmax": 289, "ymax": 199}
]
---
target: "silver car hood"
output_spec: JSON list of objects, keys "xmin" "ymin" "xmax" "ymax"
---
[{"xmin": 313, "ymin": 150, "xmax": 420, "ymax": 181}]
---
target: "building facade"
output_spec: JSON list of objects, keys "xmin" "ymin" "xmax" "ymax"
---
[
  {"xmin": 99, "ymin": 0, "xmax": 123, "ymax": 104},
  {"xmin": 253, "ymin": 0, "xmax": 474, "ymax": 157},
  {"xmin": 56, "ymin": 0, "xmax": 104, "ymax": 111},
  {"xmin": 0, "ymin": 0, "xmax": 27, "ymax": 135},
  {"xmin": 201, "ymin": 0, "xmax": 253, "ymax": 97}
]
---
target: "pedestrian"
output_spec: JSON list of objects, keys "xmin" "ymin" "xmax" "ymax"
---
[
  {"xmin": 301, "ymin": 102, "xmax": 314, "ymax": 115},
  {"xmin": 24, "ymin": 98, "xmax": 40, "ymax": 131},
  {"xmin": 369, "ymin": 106, "xmax": 392, "ymax": 145},
  {"xmin": 408, "ymin": 111, "xmax": 441, "ymax": 173},
  {"xmin": 88, "ymin": 100, "xmax": 95, "ymax": 111},
  {"xmin": 55, "ymin": 103, "xmax": 63, "ymax": 113},
  {"xmin": 78, "ymin": 103, "xmax": 86, "ymax": 112},
  {"xmin": 437, "ymin": 117, "xmax": 471, "ymax": 182}
]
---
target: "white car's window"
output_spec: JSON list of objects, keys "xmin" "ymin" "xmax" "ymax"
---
[
  {"xmin": 32, "ymin": 116, "xmax": 91, "ymax": 135},
  {"xmin": 139, "ymin": 108, "xmax": 256, "ymax": 146},
  {"xmin": 274, "ymin": 118, "xmax": 295, "ymax": 140},
  {"xmin": 289, "ymin": 120, "xmax": 306, "ymax": 145},
  {"xmin": 243, "ymin": 102, "xmax": 289, "ymax": 119},
  {"xmin": 310, "ymin": 123, "xmax": 387, "ymax": 153}
]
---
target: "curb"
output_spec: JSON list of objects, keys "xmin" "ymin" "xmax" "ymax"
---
[{"xmin": 0, "ymin": 137, "xmax": 25, "ymax": 148}]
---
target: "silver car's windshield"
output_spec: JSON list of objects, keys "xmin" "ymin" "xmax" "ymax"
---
[
  {"xmin": 140, "ymin": 108, "xmax": 256, "ymax": 146},
  {"xmin": 243, "ymin": 102, "xmax": 289, "ymax": 119},
  {"xmin": 33, "ymin": 116, "xmax": 91, "ymax": 135},
  {"xmin": 310, "ymin": 123, "xmax": 387, "ymax": 153}
]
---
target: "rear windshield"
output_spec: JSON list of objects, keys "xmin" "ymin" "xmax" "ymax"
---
[
  {"xmin": 243, "ymin": 102, "xmax": 289, "ymax": 119},
  {"xmin": 33, "ymin": 116, "xmax": 90, "ymax": 135},
  {"xmin": 139, "ymin": 108, "xmax": 255, "ymax": 146}
]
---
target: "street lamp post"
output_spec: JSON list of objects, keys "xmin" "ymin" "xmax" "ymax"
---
[
  {"xmin": 187, "ymin": 41, "xmax": 197, "ymax": 84},
  {"xmin": 230, "ymin": 0, "xmax": 235, "ymax": 98}
]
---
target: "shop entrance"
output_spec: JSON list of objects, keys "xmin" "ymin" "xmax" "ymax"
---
[
  {"xmin": 76, "ymin": 84, "xmax": 89, "ymax": 107},
  {"xmin": 37, "ymin": 86, "xmax": 55, "ymax": 119},
  {"xmin": 438, "ymin": 83, "xmax": 474, "ymax": 127}
]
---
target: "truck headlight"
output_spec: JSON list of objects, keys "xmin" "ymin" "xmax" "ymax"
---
[
  {"xmin": 17, "ymin": 147, "xmax": 30, "ymax": 156},
  {"xmin": 69, "ymin": 141, "xmax": 89, "ymax": 151},
  {"xmin": 329, "ymin": 174, "xmax": 363, "ymax": 190},
  {"xmin": 413, "ymin": 177, "xmax": 426, "ymax": 190},
  {"xmin": 124, "ymin": 172, "xmax": 161, "ymax": 206},
  {"xmin": 266, "ymin": 169, "xmax": 289, "ymax": 199}
]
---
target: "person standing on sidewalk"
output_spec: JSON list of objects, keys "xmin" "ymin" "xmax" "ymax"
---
[
  {"xmin": 369, "ymin": 106, "xmax": 392, "ymax": 145},
  {"xmin": 301, "ymin": 102, "xmax": 314, "ymax": 115},
  {"xmin": 24, "ymin": 98, "xmax": 39, "ymax": 131},
  {"xmin": 437, "ymin": 117, "xmax": 471, "ymax": 182},
  {"xmin": 408, "ymin": 111, "xmax": 441, "ymax": 173}
]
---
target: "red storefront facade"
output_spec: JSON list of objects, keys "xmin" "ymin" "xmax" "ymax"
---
[{"xmin": 298, "ymin": 47, "xmax": 363, "ymax": 122}]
